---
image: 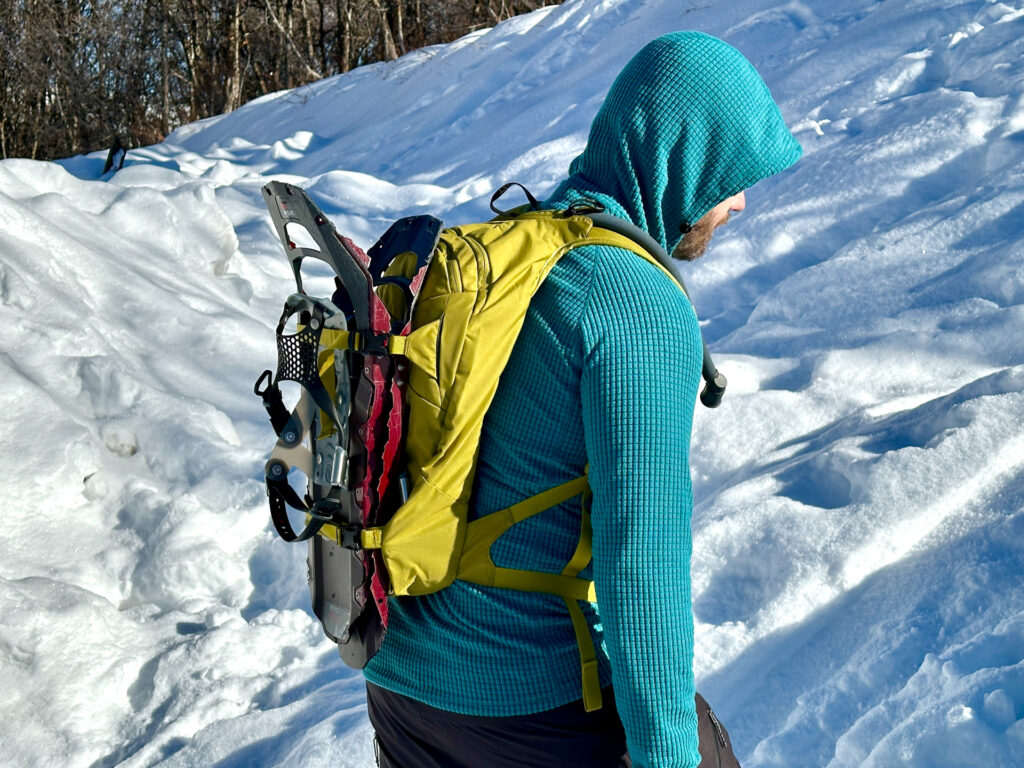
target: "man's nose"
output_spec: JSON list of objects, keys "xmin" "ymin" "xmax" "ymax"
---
[{"xmin": 729, "ymin": 191, "xmax": 746, "ymax": 212}]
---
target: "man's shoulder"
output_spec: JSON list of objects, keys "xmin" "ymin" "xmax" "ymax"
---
[
  {"xmin": 572, "ymin": 243, "xmax": 696, "ymax": 313},
  {"xmin": 563, "ymin": 242, "xmax": 702, "ymax": 362}
]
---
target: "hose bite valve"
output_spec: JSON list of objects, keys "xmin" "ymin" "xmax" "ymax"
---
[{"xmin": 700, "ymin": 369, "xmax": 727, "ymax": 409}]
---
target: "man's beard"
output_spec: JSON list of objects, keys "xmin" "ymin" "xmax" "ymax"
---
[{"xmin": 673, "ymin": 211, "xmax": 729, "ymax": 261}]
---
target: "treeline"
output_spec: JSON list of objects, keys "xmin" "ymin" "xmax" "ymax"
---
[{"xmin": 0, "ymin": 0, "xmax": 552, "ymax": 161}]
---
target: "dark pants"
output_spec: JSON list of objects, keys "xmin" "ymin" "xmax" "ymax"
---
[{"xmin": 367, "ymin": 682, "xmax": 629, "ymax": 768}]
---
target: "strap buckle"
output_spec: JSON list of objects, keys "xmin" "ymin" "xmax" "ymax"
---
[
  {"xmin": 307, "ymin": 498, "xmax": 340, "ymax": 523},
  {"xmin": 350, "ymin": 330, "xmax": 390, "ymax": 356},
  {"xmin": 307, "ymin": 502, "xmax": 364, "ymax": 550},
  {"xmin": 565, "ymin": 199, "xmax": 606, "ymax": 216},
  {"xmin": 333, "ymin": 522, "xmax": 364, "ymax": 551}
]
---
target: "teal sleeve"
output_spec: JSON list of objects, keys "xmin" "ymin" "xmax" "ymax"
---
[{"xmin": 580, "ymin": 246, "xmax": 703, "ymax": 767}]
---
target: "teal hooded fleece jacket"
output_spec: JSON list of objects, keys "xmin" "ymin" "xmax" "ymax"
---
[{"xmin": 364, "ymin": 31, "xmax": 801, "ymax": 767}]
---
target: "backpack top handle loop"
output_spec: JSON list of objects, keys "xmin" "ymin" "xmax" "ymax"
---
[{"xmin": 490, "ymin": 182, "xmax": 541, "ymax": 215}]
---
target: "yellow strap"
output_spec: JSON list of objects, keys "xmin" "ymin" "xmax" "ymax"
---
[
  {"xmin": 366, "ymin": 475, "xmax": 590, "ymax": 559},
  {"xmin": 565, "ymin": 597, "xmax": 602, "ymax": 712},
  {"xmin": 370, "ymin": 467, "xmax": 600, "ymax": 705},
  {"xmin": 319, "ymin": 328, "xmax": 350, "ymax": 349},
  {"xmin": 562, "ymin": 508, "xmax": 592, "ymax": 578},
  {"xmin": 457, "ymin": 472, "xmax": 601, "ymax": 708},
  {"xmin": 388, "ymin": 335, "xmax": 408, "ymax": 355},
  {"xmin": 316, "ymin": 520, "xmax": 363, "ymax": 548},
  {"xmin": 320, "ymin": 328, "xmax": 410, "ymax": 356},
  {"xmin": 463, "ymin": 473, "xmax": 590, "ymax": 553},
  {"xmin": 561, "ymin": 492, "xmax": 600, "ymax": 709},
  {"xmin": 505, "ymin": 473, "xmax": 590, "ymax": 525},
  {"xmin": 488, "ymin": 567, "xmax": 596, "ymax": 601}
]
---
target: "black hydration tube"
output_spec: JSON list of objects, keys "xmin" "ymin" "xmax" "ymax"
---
[{"xmin": 586, "ymin": 212, "xmax": 727, "ymax": 408}]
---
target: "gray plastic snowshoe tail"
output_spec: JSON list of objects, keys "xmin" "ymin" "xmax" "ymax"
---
[{"xmin": 262, "ymin": 181, "xmax": 373, "ymax": 327}]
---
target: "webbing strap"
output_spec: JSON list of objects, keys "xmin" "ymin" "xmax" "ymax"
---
[
  {"xmin": 455, "ymin": 473, "xmax": 591, "ymax": 588},
  {"xmin": 563, "ymin": 499, "xmax": 601, "ymax": 711},
  {"xmin": 461, "ymin": 473, "xmax": 590, "ymax": 553},
  {"xmin": 562, "ymin": 507, "xmax": 593, "ymax": 578},
  {"xmin": 564, "ymin": 597, "xmax": 602, "ymax": 712},
  {"xmin": 487, "ymin": 568, "xmax": 596, "ymax": 601},
  {"xmin": 456, "ymin": 471, "xmax": 601, "ymax": 709},
  {"xmin": 319, "ymin": 328, "xmax": 350, "ymax": 349},
  {"xmin": 320, "ymin": 328, "xmax": 416, "ymax": 359},
  {"xmin": 507, "ymin": 473, "xmax": 590, "ymax": 524}
]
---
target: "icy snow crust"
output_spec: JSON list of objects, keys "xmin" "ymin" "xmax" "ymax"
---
[{"xmin": 2, "ymin": 0, "xmax": 1023, "ymax": 765}]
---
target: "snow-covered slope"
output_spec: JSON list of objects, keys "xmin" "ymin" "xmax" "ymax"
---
[{"xmin": 2, "ymin": 0, "xmax": 1023, "ymax": 765}]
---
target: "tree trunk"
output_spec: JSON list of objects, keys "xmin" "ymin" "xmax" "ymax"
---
[
  {"xmin": 225, "ymin": 0, "xmax": 243, "ymax": 112},
  {"xmin": 161, "ymin": 14, "xmax": 171, "ymax": 136},
  {"xmin": 371, "ymin": 0, "xmax": 398, "ymax": 61},
  {"xmin": 337, "ymin": 0, "xmax": 352, "ymax": 72},
  {"xmin": 392, "ymin": 0, "xmax": 405, "ymax": 56},
  {"xmin": 264, "ymin": 0, "xmax": 322, "ymax": 83}
]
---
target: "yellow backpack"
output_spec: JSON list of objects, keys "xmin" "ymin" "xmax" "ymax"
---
[{"xmin": 255, "ymin": 182, "xmax": 725, "ymax": 711}]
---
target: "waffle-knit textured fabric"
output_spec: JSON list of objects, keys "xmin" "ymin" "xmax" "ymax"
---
[
  {"xmin": 567, "ymin": 30, "xmax": 802, "ymax": 254},
  {"xmin": 364, "ymin": 31, "xmax": 801, "ymax": 768}
]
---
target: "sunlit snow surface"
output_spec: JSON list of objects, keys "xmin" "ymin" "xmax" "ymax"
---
[{"xmin": 3, "ymin": 0, "xmax": 1023, "ymax": 765}]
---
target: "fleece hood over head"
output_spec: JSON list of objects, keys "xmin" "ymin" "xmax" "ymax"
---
[{"xmin": 549, "ymin": 31, "xmax": 803, "ymax": 253}]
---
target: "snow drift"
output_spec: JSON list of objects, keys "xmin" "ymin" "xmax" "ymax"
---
[{"xmin": 2, "ymin": 0, "xmax": 1023, "ymax": 766}]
